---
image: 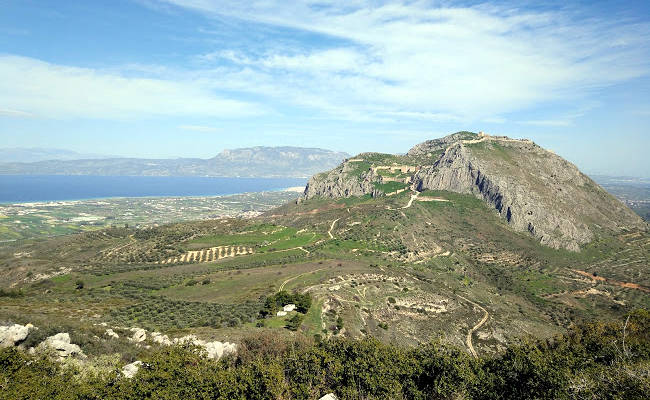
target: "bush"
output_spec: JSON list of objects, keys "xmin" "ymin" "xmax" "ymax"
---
[
  {"xmin": 336, "ymin": 316, "xmax": 344, "ymax": 331},
  {"xmin": 1, "ymin": 312, "xmax": 649, "ymax": 400},
  {"xmin": 286, "ymin": 314, "xmax": 304, "ymax": 331},
  {"xmin": 0, "ymin": 288, "xmax": 23, "ymax": 298},
  {"xmin": 260, "ymin": 291, "xmax": 312, "ymax": 317}
]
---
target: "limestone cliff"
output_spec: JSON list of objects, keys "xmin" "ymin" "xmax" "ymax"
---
[
  {"xmin": 302, "ymin": 154, "xmax": 382, "ymax": 199},
  {"xmin": 301, "ymin": 132, "xmax": 646, "ymax": 251}
]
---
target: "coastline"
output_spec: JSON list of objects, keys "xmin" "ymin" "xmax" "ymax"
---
[{"xmin": 0, "ymin": 175, "xmax": 307, "ymax": 205}]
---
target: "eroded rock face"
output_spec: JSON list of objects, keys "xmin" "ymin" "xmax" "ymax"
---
[
  {"xmin": 413, "ymin": 140, "xmax": 644, "ymax": 251},
  {"xmin": 407, "ymin": 131, "xmax": 479, "ymax": 157},
  {"xmin": 38, "ymin": 332, "xmax": 85, "ymax": 359},
  {"xmin": 302, "ymin": 161, "xmax": 379, "ymax": 199},
  {"xmin": 0, "ymin": 324, "xmax": 34, "ymax": 347},
  {"xmin": 301, "ymin": 132, "xmax": 646, "ymax": 251}
]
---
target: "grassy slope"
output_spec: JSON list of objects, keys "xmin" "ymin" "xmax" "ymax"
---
[{"xmin": 1, "ymin": 189, "xmax": 648, "ymax": 359}]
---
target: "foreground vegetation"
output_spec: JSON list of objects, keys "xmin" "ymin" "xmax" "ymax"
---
[{"xmin": 2, "ymin": 310, "xmax": 649, "ymax": 399}]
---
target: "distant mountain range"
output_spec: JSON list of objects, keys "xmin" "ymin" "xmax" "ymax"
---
[{"xmin": 0, "ymin": 146, "xmax": 350, "ymax": 178}]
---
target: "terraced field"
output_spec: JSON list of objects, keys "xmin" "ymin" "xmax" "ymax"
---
[{"xmin": 157, "ymin": 246, "xmax": 254, "ymax": 264}]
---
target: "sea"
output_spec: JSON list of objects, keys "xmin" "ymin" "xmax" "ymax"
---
[{"xmin": 0, "ymin": 175, "xmax": 307, "ymax": 204}]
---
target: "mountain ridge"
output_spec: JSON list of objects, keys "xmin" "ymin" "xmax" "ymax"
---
[
  {"xmin": 302, "ymin": 131, "xmax": 645, "ymax": 251},
  {"xmin": 0, "ymin": 146, "xmax": 349, "ymax": 178}
]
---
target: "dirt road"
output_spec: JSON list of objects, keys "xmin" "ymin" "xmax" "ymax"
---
[
  {"xmin": 388, "ymin": 191, "xmax": 419, "ymax": 210},
  {"xmin": 328, "ymin": 218, "xmax": 340, "ymax": 239},
  {"xmin": 457, "ymin": 295, "xmax": 489, "ymax": 358},
  {"xmin": 279, "ymin": 267, "xmax": 327, "ymax": 291}
]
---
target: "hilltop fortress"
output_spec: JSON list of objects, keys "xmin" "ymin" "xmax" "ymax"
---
[{"xmin": 302, "ymin": 131, "xmax": 643, "ymax": 251}]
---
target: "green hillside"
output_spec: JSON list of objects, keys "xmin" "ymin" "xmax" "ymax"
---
[{"xmin": 1, "ymin": 132, "xmax": 648, "ymax": 399}]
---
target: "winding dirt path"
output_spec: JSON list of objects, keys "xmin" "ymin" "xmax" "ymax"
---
[
  {"xmin": 388, "ymin": 191, "xmax": 420, "ymax": 210},
  {"xmin": 328, "ymin": 218, "xmax": 340, "ymax": 239},
  {"xmin": 279, "ymin": 267, "xmax": 327, "ymax": 291},
  {"xmin": 457, "ymin": 295, "xmax": 489, "ymax": 359}
]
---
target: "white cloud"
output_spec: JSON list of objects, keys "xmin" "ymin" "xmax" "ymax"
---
[
  {"xmin": 0, "ymin": 108, "xmax": 36, "ymax": 118},
  {"xmin": 4, "ymin": 2, "xmax": 648, "ymax": 125},
  {"xmin": 0, "ymin": 55, "xmax": 265, "ymax": 119},
  {"xmin": 162, "ymin": 0, "xmax": 650, "ymax": 121}
]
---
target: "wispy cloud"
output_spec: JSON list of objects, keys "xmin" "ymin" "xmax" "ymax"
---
[
  {"xmin": 0, "ymin": 108, "xmax": 37, "ymax": 118},
  {"xmin": 3, "ymin": 1, "xmax": 649, "ymax": 126},
  {"xmin": 0, "ymin": 55, "xmax": 266, "ymax": 120},
  {"xmin": 160, "ymin": 0, "xmax": 650, "ymax": 122}
]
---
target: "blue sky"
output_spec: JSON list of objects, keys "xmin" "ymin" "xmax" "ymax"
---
[{"xmin": 1, "ymin": 0, "xmax": 649, "ymax": 176}]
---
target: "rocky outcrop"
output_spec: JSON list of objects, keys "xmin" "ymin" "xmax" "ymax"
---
[
  {"xmin": 319, "ymin": 394, "xmax": 338, "ymax": 400},
  {"xmin": 37, "ymin": 332, "xmax": 85, "ymax": 359},
  {"xmin": 0, "ymin": 324, "xmax": 34, "ymax": 347},
  {"xmin": 122, "ymin": 361, "xmax": 143, "ymax": 378},
  {"xmin": 150, "ymin": 331, "xmax": 236, "ymax": 360},
  {"xmin": 202, "ymin": 340, "xmax": 237, "ymax": 360},
  {"xmin": 413, "ymin": 139, "xmax": 644, "ymax": 251},
  {"xmin": 105, "ymin": 328, "xmax": 119, "ymax": 339},
  {"xmin": 129, "ymin": 328, "xmax": 146, "ymax": 343},
  {"xmin": 303, "ymin": 161, "xmax": 379, "ymax": 199},
  {"xmin": 300, "ymin": 131, "xmax": 645, "ymax": 251},
  {"xmin": 407, "ymin": 131, "xmax": 479, "ymax": 157},
  {"xmin": 2, "ymin": 324, "xmax": 83, "ymax": 359}
]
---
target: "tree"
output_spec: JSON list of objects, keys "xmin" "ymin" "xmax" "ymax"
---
[{"xmin": 286, "ymin": 314, "xmax": 304, "ymax": 331}]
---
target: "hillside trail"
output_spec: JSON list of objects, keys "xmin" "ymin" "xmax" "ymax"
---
[
  {"xmin": 456, "ymin": 295, "xmax": 489, "ymax": 359},
  {"xmin": 279, "ymin": 267, "xmax": 327, "ymax": 291},
  {"xmin": 328, "ymin": 218, "xmax": 340, "ymax": 239},
  {"xmin": 388, "ymin": 191, "xmax": 420, "ymax": 210}
]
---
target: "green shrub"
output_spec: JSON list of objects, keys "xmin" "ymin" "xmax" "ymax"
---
[
  {"xmin": 286, "ymin": 314, "xmax": 304, "ymax": 331},
  {"xmin": 1, "ymin": 311, "xmax": 649, "ymax": 400}
]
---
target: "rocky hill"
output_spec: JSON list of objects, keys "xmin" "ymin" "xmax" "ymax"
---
[
  {"xmin": 0, "ymin": 146, "xmax": 349, "ymax": 178},
  {"xmin": 303, "ymin": 132, "xmax": 645, "ymax": 251}
]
